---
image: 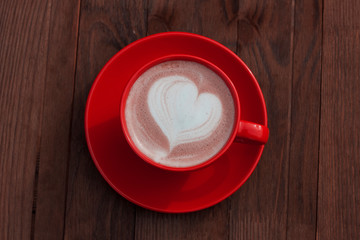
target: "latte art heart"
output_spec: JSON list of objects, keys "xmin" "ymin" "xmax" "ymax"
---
[
  {"xmin": 124, "ymin": 60, "xmax": 235, "ymax": 168},
  {"xmin": 147, "ymin": 76, "xmax": 222, "ymax": 150}
]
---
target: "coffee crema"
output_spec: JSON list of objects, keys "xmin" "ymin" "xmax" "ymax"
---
[{"xmin": 124, "ymin": 60, "xmax": 235, "ymax": 168}]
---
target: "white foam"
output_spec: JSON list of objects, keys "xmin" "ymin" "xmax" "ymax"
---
[
  {"xmin": 124, "ymin": 60, "xmax": 235, "ymax": 168},
  {"xmin": 147, "ymin": 75, "xmax": 222, "ymax": 151}
]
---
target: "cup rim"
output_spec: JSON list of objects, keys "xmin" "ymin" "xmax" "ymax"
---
[{"xmin": 120, "ymin": 54, "xmax": 241, "ymax": 171}]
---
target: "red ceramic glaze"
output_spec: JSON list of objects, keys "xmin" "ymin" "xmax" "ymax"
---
[
  {"xmin": 120, "ymin": 54, "xmax": 268, "ymax": 171},
  {"xmin": 85, "ymin": 32, "xmax": 268, "ymax": 213}
]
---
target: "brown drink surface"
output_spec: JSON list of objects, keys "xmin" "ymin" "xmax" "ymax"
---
[{"xmin": 125, "ymin": 60, "xmax": 235, "ymax": 168}]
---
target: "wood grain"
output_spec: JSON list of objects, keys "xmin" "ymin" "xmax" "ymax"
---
[
  {"xmin": 32, "ymin": 0, "xmax": 80, "ymax": 239},
  {"xmin": 136, "ymin": 201, "xmax": 230, "ymax": 240},
  {"xmin": 286, "ymin": 0, "xmax": 322, "ymax": 239},
  {"xmin": 229, "ymin": 0, "xmax": 293, "ymax": 239},
  {"xmin": 147, "ymin": 0, "xmax": 238, "ymax": 51},
  {"xmin": 318, "ymin": 0, "xmax": 360, "ymax": 239},
  {"xmin": 0, "ymin": 1, "xmax": 51, "ymax": 239},
  {"xmin": 63, "ymin": 0, "xmax": 147, "ymax": 239},
  {"xmin": 134, "ymin": 0, "xmax": 237, "ymax": 239}
]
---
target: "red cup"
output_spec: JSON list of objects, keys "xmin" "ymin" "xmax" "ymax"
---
[{"xmin": 120, "ymin": 54, "xmax": 269, "ymax": 171}]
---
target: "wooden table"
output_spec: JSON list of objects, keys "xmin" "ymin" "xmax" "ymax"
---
[{"xmin": 1, "ymin": 0, "xmax": 359, "ymax": 239}]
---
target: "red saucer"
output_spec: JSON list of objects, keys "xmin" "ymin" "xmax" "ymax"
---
[{"xmin": 85, "ymin": 32, "xmax": 268, "ymax": 213}]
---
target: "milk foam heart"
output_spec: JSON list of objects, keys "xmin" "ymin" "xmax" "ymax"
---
[
  {"xmin": 124, "ymin": 60, "xmax": 235, "ymax": 168},
  {"xmin": 147, "ymin": 76, "xmax": 222, "ymax": 150}
]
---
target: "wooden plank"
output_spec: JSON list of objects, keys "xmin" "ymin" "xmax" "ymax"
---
[
  {"xmin": 135, "ymin": 0, "xmax": 237, "ymax": 239},
  {"xmin": 318, "ymin": 0, "xmax": 360, "ymax": 239},
  {"xmin": 286, "ymin": 0, "xmax": 322, "ymax": 239},
  {"xmin": 0, "ymin": 1, "xmax": 54, "ymax": 239},
  {"xmin": 31, "ymin": 0, "xmax": 81, "ymax": 239},
  {"xmin": 147, "ymin": 0, "xmax": 238, "ymax": 50},
  {"xmin": 229, "ymin": 0, "xmax": 293, "ymax": 239},
  {"xmin": 0, "ymin": 1, "xmax": 52, "ymax": 239},
  {"xmin": 135, "ymin": 201, "xmax": 230, "ymax": 240},
  {"xmin": 63, "ymin": 0, "xmax": 147, "ymax": 239}
]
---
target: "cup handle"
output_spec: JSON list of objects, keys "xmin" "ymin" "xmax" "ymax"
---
[{"xmin": 235, "ymin": 120, "xmax": 269, "ymax": 144}]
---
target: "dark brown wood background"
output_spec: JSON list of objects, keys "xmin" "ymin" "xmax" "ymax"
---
[{"xmin": 1, "ymin": 0, "xmax": 359, "ymax": 239}]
